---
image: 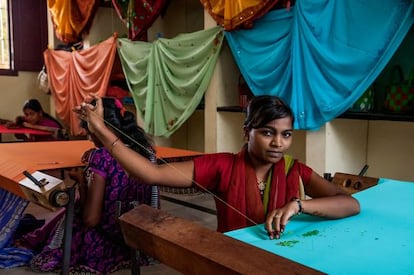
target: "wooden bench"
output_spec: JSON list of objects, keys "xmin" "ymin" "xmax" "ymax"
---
[{"xmin": 119, "ymin": 204, "xmax": 323, "ymax": 275}]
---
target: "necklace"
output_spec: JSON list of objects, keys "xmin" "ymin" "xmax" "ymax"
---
[{"xmin": 257, "ymin": 178, "xmax": 266, "ymax": 195}]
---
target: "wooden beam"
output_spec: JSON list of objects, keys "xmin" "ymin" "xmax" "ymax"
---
[{"xmin": 119, "ymin": 205, "xmax": 324, "ymax": 275}]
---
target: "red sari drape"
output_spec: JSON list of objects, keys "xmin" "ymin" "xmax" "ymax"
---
[
  {"xmin": 44, "ymin": 34, "xmax": 118, "ymax": 136},
  {"xmin": 111, "ymin": 0, "xmax": 169, "ymax": 41}
]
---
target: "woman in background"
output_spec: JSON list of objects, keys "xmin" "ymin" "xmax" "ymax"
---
[
  {"xmin": 9, "ymin": 99, "xmax": 65, "ymax": 141},
  {"xmin": 30, "ymin": 97, "xmax": 158, "ymax": 274}
]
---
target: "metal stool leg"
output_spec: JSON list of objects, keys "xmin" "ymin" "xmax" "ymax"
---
[
  {"xmin": 131, "ymin": 249, "xmax": 141, "ymax": 275},
  {"xmin": 61, "ymin": 186, "xmax": 75, "ymax": 275}
]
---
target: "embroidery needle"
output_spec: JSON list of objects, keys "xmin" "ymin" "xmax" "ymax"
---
[{"xmin": 37, "ymin": 161, "xmax": 63, "ymax": 165}]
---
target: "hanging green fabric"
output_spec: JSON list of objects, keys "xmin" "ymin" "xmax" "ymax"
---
[{"xmin": 117, "ymin": 26, "xmax": 224, "ymax": 137}]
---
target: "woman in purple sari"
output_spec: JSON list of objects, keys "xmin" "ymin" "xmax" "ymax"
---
[{"xmin": 30, "ymin": 97, "xmax": 157, "ymax": 274}]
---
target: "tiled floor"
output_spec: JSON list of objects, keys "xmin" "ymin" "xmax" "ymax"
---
[{"xmin": 0, "ymin": 191, "xmax": 217, "ymax": 275}]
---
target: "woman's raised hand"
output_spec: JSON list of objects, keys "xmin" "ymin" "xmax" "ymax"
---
[{"xmin": 73, "ymin": 94, "xmax": 104, "ymax": 134}]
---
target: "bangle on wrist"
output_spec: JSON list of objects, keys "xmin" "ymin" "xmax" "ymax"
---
[
  {"xmin": 110, "ymin": 137, "xmax": 120, "ymax": 155},
  {"xmin": 294, "ymin": 198, "xmax": 303, "ymax": 215}
]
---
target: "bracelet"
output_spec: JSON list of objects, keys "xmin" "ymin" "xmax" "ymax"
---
[
  {"xmin": 110, "ymin": 137, "xmax": 120, "ymax": 155},
  {"xmin": 294, "ymin": 198, "xmax": 303, "ymax": 215}
]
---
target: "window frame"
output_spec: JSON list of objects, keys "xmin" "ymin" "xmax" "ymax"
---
[
  {"xmin": 0, "ymin": 0, "xmax": 47, "ymax": 76},
  {"xmin": 0, "ymin": 0, "xmax": 16, "ymax": 75}
]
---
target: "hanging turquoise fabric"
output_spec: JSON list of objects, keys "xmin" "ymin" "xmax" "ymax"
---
[
  {"xmin": 225, "ymin": 0, "xmax": 414, "ymax": 130},
  {"xmin": 117, "ymin": 26, "xmax": 224, "ymax": 137}
]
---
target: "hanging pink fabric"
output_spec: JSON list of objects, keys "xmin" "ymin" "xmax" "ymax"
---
[
  {"xmin": 44, "ymin": 34, "xmax": 118, "ymax": 136},
  {"xmin": 111, "ymin": 0, "xmax": 169, "ymax": 41},
  {"xmin": 48, "ymin": 0, "xmax": 100, "ymax": 43}
]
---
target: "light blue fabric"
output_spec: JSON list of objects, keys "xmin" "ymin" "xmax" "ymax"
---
[
  {"xmin": 225, "ymin": 179, "xmax": 414, "ymax": 274},
  {"xmin": 225, "ymin": 0, "xmax": 414, "ymax": 130}
]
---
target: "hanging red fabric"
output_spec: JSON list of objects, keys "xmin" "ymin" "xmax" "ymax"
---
[{"xmin": 111, "ymin": 0, "xmax": 169, "ymax": 41}]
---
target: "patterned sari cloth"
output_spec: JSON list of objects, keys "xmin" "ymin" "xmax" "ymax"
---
[
  {"xmin": 111, "ymin": 0, "xmax": 169, "ymax": 41},
  {"xmin": 117, "ymin": 26, "xmax": 224, "ymax": 137},
  {"xmin": 0, "ymin": 190, "xmax": 30, "ymax": 268},
  {"xmin": 30, "ymin": 148, "xmax": 154, "ymax": 274},
  {"xmin": 200, "ymin": 0, "xmax": 290, "ymax": 30}
]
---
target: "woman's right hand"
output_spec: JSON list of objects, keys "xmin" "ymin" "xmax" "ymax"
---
[{"xmin": 73, "ymin": 94, "xmax": 104, "ymax": 135}]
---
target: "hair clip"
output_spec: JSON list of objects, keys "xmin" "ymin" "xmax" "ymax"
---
[{"xmin": 114, "ymin": 98, "xmax": 126, "ymax": 117}]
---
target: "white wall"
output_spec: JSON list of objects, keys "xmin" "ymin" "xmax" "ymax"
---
[
  {"xmin": 87, "ymin": 7, "xmax": 127, "ymax": 45},
  {"xmin": 307, "ymin": 119, "xmax": 414, "ymax": 182},
  {"xmin": 367, "ymin": 121, "xmax": 414, "ymax": 181}
]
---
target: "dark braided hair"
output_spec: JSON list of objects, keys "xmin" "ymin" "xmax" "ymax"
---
[
  {"xmin": 243, "ymin": 95, "xmax": 294, "ymax": 130},
  {"xmin": 82, "ymin": 97, "xmax": 155, "ymax": 160}
]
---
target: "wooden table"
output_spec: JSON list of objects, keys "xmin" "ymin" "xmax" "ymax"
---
[
  {"xmin": 0, "ymin": 140, "xmax": 94, "ymax": 197},
  {"xmin": 0, "ymin": 140, "xmax": 201, "ymax": 198},
  {"xmin": 0, "ymin": 139, "xmax": 202, "ymax": 274},
  {"xmin": 0, "ymin": 124, "xmax": 52, "ymax": 142}
]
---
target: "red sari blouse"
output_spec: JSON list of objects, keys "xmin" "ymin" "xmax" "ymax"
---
[{"xmin": 193, "ymin": 147, "xmax": 312, "ymax": 232}]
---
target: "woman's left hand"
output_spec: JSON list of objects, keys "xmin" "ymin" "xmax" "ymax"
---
[{"xmin": 265, "ymin": 200, "xmax": 300, "ymax": 239}]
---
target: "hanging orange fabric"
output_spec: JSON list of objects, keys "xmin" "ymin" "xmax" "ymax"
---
[
  {"xmin": 48, "ymin": 0, "xmax": 100, "ymax": 43},
  {"xmin": 200, "ymin": 0, "xmax": 290, "ymax": 31},
  {"xmin": 44, "ymin": 34, "xmax": 118, "ymax": 136}
]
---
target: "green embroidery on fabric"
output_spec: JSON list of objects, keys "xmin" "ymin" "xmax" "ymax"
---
[
  {"xmin": 302, "ymin": 230, "xmax": 319, "ymax": 237},
  {"xmin": 277, "ymin": 240, "xmax": 299, "ymax": 247}
]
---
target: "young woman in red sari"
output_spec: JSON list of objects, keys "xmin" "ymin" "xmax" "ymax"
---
[{"xmin": 74, "ymin": 95, "xmax": 360, "ymax": 239}]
